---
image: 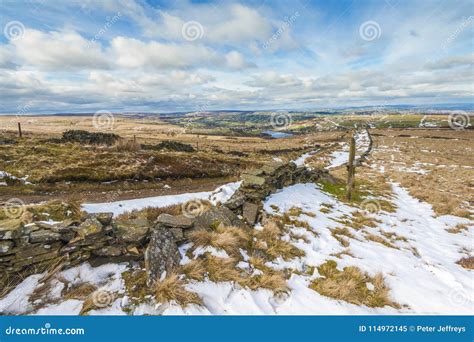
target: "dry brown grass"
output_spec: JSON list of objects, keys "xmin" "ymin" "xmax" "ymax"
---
[
  {"xmin": 370, "ymin": 129, "xmax": 474, "ymax": 217},
  {"xmin": 310, "ymin": 260, "xmax": 399, "ymax": 308},
  {"xmin": 117, "ymin": 204, "xmax": 182, "ymax": 222},
  {"xmin": 204, "ymin": 256, "xmax": 244, "ymax": 283},
  {"xmin": 446, "ymin": 224, "xmax": 469, "ymax": 234},
  {"xmin": 456, "ymin": 256, "xmax": 474, "ymax": 270},
  {"xmin": 79, "ymin": 290, "xmax": 117, "ymax": 315},
  {"xmin": 63, "ymin": 282, "xmax": 97, "ymax": 300},
  {"xmin": 364, "ymin": 232, "xmax": 398, "ymax": 249},
  {"xmin": 181, "ymin": 259, "xmax": 207, "ymax": 281},
  {"xmin": 113, "ymin": 139, "xmax": 141, "ymax": 152},
  {"xmin": 154, "ymin": 272, "xmax": 203, "ymax": 306},
  {"xmin": 330, "ymin": 227, "xmax": 354, "ymax": 247},
  {"xmin": 254, "ymin": 219, "xmax": 305, "ymax": 261},
  {"xmin": 188, "ymin": 225, "xmax": 250, "ymax": 256},
  {"xmin": 245, "ymin": 272, "xmax": 289, "ymax": 293}
]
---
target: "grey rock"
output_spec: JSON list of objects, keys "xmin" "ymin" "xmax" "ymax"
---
[
  {"xmin": 168, "ymin": 227, "xmax": 184, "ymax": 241},
  {"xmin": 157, "ymin": 214, "xmax": 193, "ymax": 228},
  {"xmin": 242, "ymin": 202, "xmax": 259, "ymax": 224},
  {"xmin": 30, "ymin": 230, "xmax": 62, "ymax": 243},
  {"xmin": 92, "ymin": 246, "xmax": 123, "ymax": 257},
  {"xmin": 89, "ymin": 212, "xmax": 113, "ymax": 226},
  {"xmin": 241, "ymin": 174, "xmax": 266, "ymax": 187},
  {"xmin": 193, "ymin": 206, "xmax": 242, "ymax": 231},
  {"xmin": 115, "ymin": 218, "xmax": 149, "ymax": 242},
  {"xmin": 0, "ymin": 240, "xmax": 14, "ymax": 254},
  {"xmin": 73, "ymin": 218, "xmax": 103, "ymax": 239},
  {"xmin": 145, "ymin": 225, "xmax": 181, "ymax": 284}
]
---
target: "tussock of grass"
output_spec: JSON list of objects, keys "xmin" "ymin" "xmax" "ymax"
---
[
  {"xmin": 188, "ymin": 225, "xmax": 249, "ymax": 256},
  {"xmin": 446, "ymin": 224, "xmax": 469, "ymax": 234},
  {"xmin": 113, "ymin": 139, "xmax": 141, "ymax": 152},
  {"xmin": 320, "ymin": 207, "xmax": 331, "ymax": 214},
  {"xmin": 63, "ymin": 282, "xmax": 97, "ymax": 300},
  {"xmin": 347, "ymin": 211, "xmax": 378, "ymax": 229},
  {"xmin": 204, "ymin": 256, "xmax": 243, "ymax": 283},
  {"xmin": 181, "ymin": 259, "xmax": 207, "ymax": 281},
  {"xmin": 364, "ymin": 232, "xmax": 398, "ymax": 249},
  {"xmin": 117, "ymin": 204, "xmax": 182, "ymax": 222},
  {"xmin": 310, "ymin": 260, "xmax": 399, "ymax": 308},
  {"xmin": 287, "ymin": 206, "xmax": 303, "ymax": 217},
  {"xmin": 245, "ymin": 272, "xmax": 288, "ymax": 293},
  {"xmin": 456, "ymin": 257, "xmax": 474, "ymax": 270},
  {"xmin": 154, "ymin": 272, "xmax": 202, "ymax": 306},
  {"xmin": 330, "ymin": 249, "xmax": 355, "ymax": 259},
  {"xmin": 330, "ymin": 227, "xmax": 354, "ymax": 247},
  {"xmin": 265, "ymin": 239, "xmax": 305, "ymax": 260}
]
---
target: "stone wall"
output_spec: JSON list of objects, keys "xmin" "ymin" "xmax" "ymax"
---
[
  {"xmin": 0, "ymin": 214, "xmax": 152, "ymax": 283},
  {"xmin": 1, "ymin": 160, "xmax": 333, "ymax": 286},
  {"xmin": 225, "ymin": 161, "xmax": 334, "ymax": 223}
]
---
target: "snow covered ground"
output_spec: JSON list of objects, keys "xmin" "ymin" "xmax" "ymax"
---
[
  {"xmin": 82, "ymin": 182, "xmax": 241, "ymax": 216},
  {"xmin": 2, "ymin": 181, "xmax": 471, "ymax": 315}
]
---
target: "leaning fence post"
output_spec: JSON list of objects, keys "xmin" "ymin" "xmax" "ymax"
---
[
  {"xmin": 346, "ymin": 136, "xmax": 356, "ymax": 200},
  {"xmin": 18, "ymin": 122, "xmax": 22, "ymax": 138}
]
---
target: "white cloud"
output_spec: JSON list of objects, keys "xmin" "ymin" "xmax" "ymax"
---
[
  {"xmin": 12, "ymin": 29, "xmax": 109, "ymax": 70},
  {"xmin": 225, "ymin": 51, "xmax": 253, "ymax": 69}
]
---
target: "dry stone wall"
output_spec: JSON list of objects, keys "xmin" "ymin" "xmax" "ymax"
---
[{"xmin": 1, "ymin": 160, "xmax": 334, "ymax": 285}]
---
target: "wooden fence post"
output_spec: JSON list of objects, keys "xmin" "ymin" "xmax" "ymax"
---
[
  {"xmin": 18, "ymin": 122, "xmax": 22, "ymax": 138},
  {"xmin": 346, "ymin": 136, "xmax": 356, "ymax": 200}
]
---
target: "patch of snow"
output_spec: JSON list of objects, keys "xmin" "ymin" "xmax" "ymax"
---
[
  {"xmin": 82, "ymin": 182, "xmax": 241, "ymax": 216},
  {"xmin": 292, "ymin": 150, "xmax": 319, "ymax": 167}
]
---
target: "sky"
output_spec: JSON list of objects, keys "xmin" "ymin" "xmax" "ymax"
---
[{"xmin": 0, "ymin": 0, "xmax": 472, "ymax": 114}]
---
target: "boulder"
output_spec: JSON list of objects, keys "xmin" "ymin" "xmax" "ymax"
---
[
  {"xmin": 193, "ymin": 206, "xmax": 243, "ymax": 230},
  {"xmin": 73, "ymin": 218, "xmax": 103, "ymax": 239},
  {"xmin": 114, "ymin": 218, "xmax": 150, "ymax": 243},
  {"xmin": 242, "ymin": 202, "xmax": 260, "ymax": 224},
  {"xmin": 145, "ymin": 225, "xmax": 181, "ymax": 284},
  {"xmin": 156, "ymin": 214, "xmax": 193, "ymax": 228}
]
